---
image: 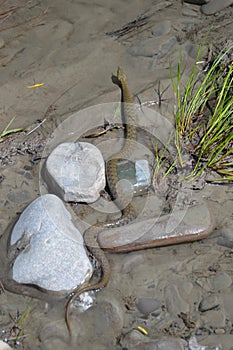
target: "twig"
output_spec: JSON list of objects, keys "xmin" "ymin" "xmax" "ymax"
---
[
  {"xmin": 0, "ymin": 280, "xmax": 5, "ymax": 293},
  {"xmin": 106, "ymin": 13, "xmax": 149, "ymax": 38}
]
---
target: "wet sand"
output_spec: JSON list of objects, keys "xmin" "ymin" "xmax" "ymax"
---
[{"xmin": 0, "ymin": 0, "xmax": 233, "ymax": 349}]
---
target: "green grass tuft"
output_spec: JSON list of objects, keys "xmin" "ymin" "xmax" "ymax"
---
[
  {"xmin": 0, "ymin": 117, "xmax": 23, "ymax": 142},
  {"xmin": 170, "ymin": 44, "xmax": 233, "ymax": 182}
]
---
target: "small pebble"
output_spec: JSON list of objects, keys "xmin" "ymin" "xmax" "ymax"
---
[
  {"xmin": 7, "ymin": 189, "xmax": 31, "ymax": 203},
  {"xmin": 201, "ymin": 310, "xmax": 226, "ymax": 328},
  {"xmin": 214, "ymin": 328, "xmax": 225, "ymax": 334},
  {"xmin": 164, "ymin": 284, "xmax": 189, "ymax": 316},
  {"xmin": 182, "ymin": 8, "xmax": 199, "ymax": 17},
  {"xmin": 122, "ymin": 330, "xmax": 187, "ymax": 349},
  {"xmin": 151, "ymin": 20, "xmax": 171, "ymax": 36},
  {"xmin": 217, "ymin": 227, "xmax": 233, "ymax": 248},
  {"xmin": 179, "ymin": 281, "xmax": 194, "ymax": 297},
  {"xmin": 136, "ymin": 297, "xmax": 161, "ymax": 315},
  {"xmin": 212, "ymin": 271, "xmax": 232, "ymax": 291},
  {"xmin": 199, "ymin": 294, "xmax": 220, "ymax": 312}
]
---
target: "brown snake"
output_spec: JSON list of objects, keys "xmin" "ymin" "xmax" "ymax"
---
[{"xmin": 65, "ymin": 67, "xmax": 138, "ymax": 337}]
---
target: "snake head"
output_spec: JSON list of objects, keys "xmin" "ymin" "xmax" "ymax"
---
[
  {"xmin": 112, "ymin": 67, "xmax": 127, "ymax": 87},
  {"xmin": 117, "ymin": 67, "xmax": 127, "ymax": 82}
]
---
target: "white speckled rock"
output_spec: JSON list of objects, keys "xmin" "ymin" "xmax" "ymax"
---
[
  {"xmin": 44, "ymin": 142, "xmax": 105, "ymax": 203},
  {"xmin": 11, "ymin": 194, "xmax": 93, "ymax": 292}
]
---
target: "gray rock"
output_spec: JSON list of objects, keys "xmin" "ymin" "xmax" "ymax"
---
[
  {"xmin": 122, "ymin": 331, "xmax": 187, "ymax": 350},
  {"xmin": 211, "ymin": 272, "xmax": 232, "ymax": 291},
  {"xmin": 73, "ymin": 297, "xmax": 124, "ymax": 347},
  {"xmin": 135, "ymin": 160, "xmax": 151, "ymax": 189},
  {"xmin": 44, "ymin": 142, "xmax": 105, "ymax": 203},
  {"xmin": 222, "ymin": 293, "xmax": 233, "ymax": 320},
  {"xmin": 151, "ymin": 20, "xmax": 171, "ymax": 37},
  {"xmin": 11, "ymin": 194, "xmax": 93, "ymax": 292},
  {"xmin": 201, "ymin": 0, "xmax": 233, "ymax": 14},
  {"xmin": 199, "ymin": 294, "xmax": 220, "ymax": 312},
  {"xmin": 164, "ymin": 284, "xmax": 189, "ymax": 316},
  {"xmin": 116, "ymin": 159, "xmax": 151, "ymax": 196},
  {"xmin": 201, "ymin": 309, "xmax": 226, "ymax": 328},
  {"xmin": 129, "ymin": 35, "xmax": 177, "ymax": 59},
  {"xmin": 188, "ymin": 336, "xmax": 222, "ymax": 349},
  {"xmin": 136, "ymin": 297, "xmax": 161, "ymax": 314},
  {"xmin": 217, "ymin": 227, "xmax": 233, "ymax": 248},
  {"xmin": 0, "ymin": 341, "xmax": 13, "ymax": 350},
  {"xmin": 183, "ymin": 0, "xmax": 208, "ymax": 4},
  {"xmin": 7, "ymin": 189, "xmax": 32, "ymax": 203},
  {"xmin": 185, "ymin": 43, "xmax": 201, "ymax": 59},
  {"xmin": 179, "ymin": 281, "xmax": 194, "ymax": 297},
  {"xmin": 99, "ymin": 203, "xmax": 213, "ymax": 252},
  {"xmin": 128, "ymin": 37, "xmax": 160, "ymax": 57},
  {"xmin": 182, "ymin": 7, "xmax": 199, "ymax": 16},
  {"xmin": 214, "ymin": 328, "xmax": 225, "ymax": 334},
  {"xmin": 192, "ymin": 334, "xmax": 233, "ymax": 349},
  {"xmin": 150, "ymin": 37, "xmax": 178, "ymax": 68}
]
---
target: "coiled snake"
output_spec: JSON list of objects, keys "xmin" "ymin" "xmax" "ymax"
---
[{"xmin": 65, "ymin": 67, "xmax": 138, "ymax": 337}]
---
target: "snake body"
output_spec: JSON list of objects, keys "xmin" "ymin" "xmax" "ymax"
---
[{"xmin": 65, "ymin": 67, "xmax": 137, "ymax": 337}]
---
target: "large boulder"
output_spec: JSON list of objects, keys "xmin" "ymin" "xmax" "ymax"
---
[{"xmin": 10, "ymin": 194, "xmax": 93, "ymax": 292}]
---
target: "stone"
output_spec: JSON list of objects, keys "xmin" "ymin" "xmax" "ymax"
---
[
  {"xmin": 128, "ymin": 36, "xmax": 177, "ymax": 59},
  {"xmin": 164, "ymin": 284, "xmax": 189, "ymax": 316},
  {"xmin": 99, "ymin": 203, "xmax": 214, "ymax": 252},
  {"xmin": 222, "ymin": 293, "xmax": 233, "ymax": 320},
  {"xmin": 182, "ymin": 8, "xmax": 199, "ymax": 16},
  {"xmin": 201, "ymin": 0, "xmax": 233, "ymax": 15},
  {"xmin": 71, "ymin": 297, "xmax": 124, "ymax": 347},
  {"xmin": 201, "ymin": 310, "xmax": 226, "ymax": 328},
  {"xmin": 179, "ymin": 281, "xmax": 194, "ymax": 297},
  {"xmin": 211, "ymin": 272, "xmax": 232, "ymax": 291},
  {"xmin": 10, "ymin": 194, "xmax": 93, "ymax": 292},
  {"xmin": 7, "ymin": 189, "xmax": 32, "ymax": 203},
  {"xmin": 135, "ymin": 160, "xmax": 151, "ymax": 189},
  {"xmin": 44, "ymin": 142, "xmax": 105, "ymax": 203},
  {"xmin": 136, "ymin": 297, "xmax": 161, "ymax": 314},
  {"xmin": 128, "ymin": 37, "xmax": 161, "ymax": 57},
  {"xmin": 197, "ymin": 334, "xmax": 233, "ymax": 349},
  {"xmin": 116, "ymin": 159, "xmax": 151, "ymax": 196},
  {"xmin": 199, "ymin": 294, "xmax": 220, "ymax": 312},
  {"xmin": 188, "ymin": 336, "xmax": 222, "ymax": 349},
  {"xmin": 151, "ymin": 20, "xmax": 171, "ymax": 37},
  {"xmin": 122, "ymin": 331, "xmax": 187, "ymax": 350},
  {"xmin": 184, "ymin": 0, "xmax": 208, "ymax": 4},
  {"xmin": 0, "ymin": 341, "xmax": 13, "ymax": 350},
  {"xmin": 151, "ymin": 37, "xmax": 178, "ymax": 67},
  {"xmin": 214, "ymin": 328, "xmax": 225, "ymax": 334},
  {"xmin": 217, "ymin": 227, "xmax": 233, "ymax": 248}
]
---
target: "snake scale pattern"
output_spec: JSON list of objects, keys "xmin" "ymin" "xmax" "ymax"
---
[{"xmin": 65, "ymin": 67, "xmax": 137, "ymax": 337}]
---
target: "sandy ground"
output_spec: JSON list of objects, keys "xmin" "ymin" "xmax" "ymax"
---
[{"xmin": 0, "ymin": 0, "xmax": 233, "ymax": 349}]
